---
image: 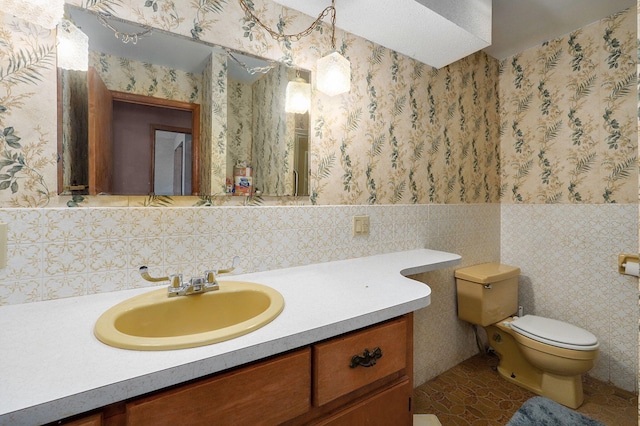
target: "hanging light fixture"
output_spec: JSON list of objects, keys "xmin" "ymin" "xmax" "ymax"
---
[
  {"xmin": 0, "ymin": 0, "xmax": 65, "ymax": 29},
  {"xmin": 285, "ymin": 75, "xmax": 311, "ymax": 114},
  {"xmin": 315, "ymin": 1, "xmax": 350, "ymax": 96},
  {"xmin": 57, "ymin": 20, "xmax": 89, "ymax": 71},
  {"xmin": 238, "ymin": 0, "xmax": 351, "ymax": 97}
]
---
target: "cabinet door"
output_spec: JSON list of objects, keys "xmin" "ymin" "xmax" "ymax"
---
[
  {"xmin": 62, "ymin": 413, "xmax": 102, "ymax": 426},
  {"xmin": 126, "ymin": 348, "xmax": 311, "ymax": 425},
  {"xmin": 315, "ymin": 379, "xmax": 412, "ymax": 426}
]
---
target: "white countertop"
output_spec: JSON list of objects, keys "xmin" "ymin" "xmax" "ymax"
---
[{"xmin": 0, "ymin": 249, "xmax": 460, "ymax": 425}]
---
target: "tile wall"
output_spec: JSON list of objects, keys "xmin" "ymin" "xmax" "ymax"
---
[
  {"xmin": 0, "ymin": 203, "xmax": 501, "ymax": 386},
  {"xmin": 501, "ymin": 203, "xmax": 638, "ymax": 392}
]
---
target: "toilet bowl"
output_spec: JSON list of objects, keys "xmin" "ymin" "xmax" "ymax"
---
[
  {"xmin": 455, "ymin": 263, "xmax": 599, "ymax": 409},
  {"xmin": 486, "ymin": 316, "xmax": 598, "ymax": 408}
]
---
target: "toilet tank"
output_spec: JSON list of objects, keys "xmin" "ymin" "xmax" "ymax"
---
[{"xmin": 455, "ymin": 263, "xmax": 520, "ymax": 326}]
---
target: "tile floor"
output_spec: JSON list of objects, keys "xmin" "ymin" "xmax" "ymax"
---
[{"xmin": 413, "ymin": 354, "xmax": 638, "ymax": 426}]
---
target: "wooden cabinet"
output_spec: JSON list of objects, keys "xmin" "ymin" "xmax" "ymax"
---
[
  {"xmin": 127, "ymin": 348, "xmax": 311, "ymax": 425},
  {"xmin": 54, "ymin": 314, "xmax": 414, "ymax": 426},
  {"xmin": 60, "ymin": 413, "xmax": 103, "ymax": 426},
  {"xmin": 315, "ymin": 379, "xmax": 413, "ymax": 426}
]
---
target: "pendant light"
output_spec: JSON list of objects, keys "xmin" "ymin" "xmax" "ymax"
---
[
  {"xmin": 315, "ymin": 1, "xmax": 350, "ymax": 96},
  {"xmin": 285, "ymin": 76, "xmax": 311, "ymax": 114}
]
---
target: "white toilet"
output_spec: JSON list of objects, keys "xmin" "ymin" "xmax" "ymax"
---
[{"xmin": 455, "ymin": 263, "xmax": 599, "ymax": 409}]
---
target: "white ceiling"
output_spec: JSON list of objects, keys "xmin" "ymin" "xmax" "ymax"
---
[
  {"xmin": 486, "ymin": 0, "xmax": 636, "ymax": 60},
  {"xmin": 273, "ymin": 0, "xmax": 492, "ymax": 68},
  {"xmin": 273, "ymin": 0, "xmax": 636, "ymax": 67}
]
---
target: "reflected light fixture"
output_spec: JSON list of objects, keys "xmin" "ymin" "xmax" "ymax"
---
[
  {"xmin": 285, "ymin": 76, "xmax": 311, "ymax": 114},
  {"xmin": 238, "ymin": 0, "xmax": 351, "ymax": 97},
  {"xmin": 57, "ymin": 20, "xmax": 89, "ymax": 71},
  {"xmin": 0, "ymin": 0, "xmax": 65, "ymax": 29}
]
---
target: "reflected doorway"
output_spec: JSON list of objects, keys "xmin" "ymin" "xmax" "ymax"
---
[
  {"xmin": 87, "ymin": 69, "xmax": 201, "ymax": 195},
  {"xmin": 152, "ymin": 127, "xmax": 192, "ymax": 196}
]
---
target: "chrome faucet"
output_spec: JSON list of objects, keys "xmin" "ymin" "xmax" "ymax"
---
[{"xmin": 139, "ymin": 256, "xmax": 240, "ymax": 297}]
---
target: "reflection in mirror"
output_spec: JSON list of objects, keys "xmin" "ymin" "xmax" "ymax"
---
[
  {"xmin": 153, "ymin": 128, "xmax": 192, "ymax": 196},
  {"xmin": 58, "ymin": 5, "xmax": 310, "ymax": 198}
]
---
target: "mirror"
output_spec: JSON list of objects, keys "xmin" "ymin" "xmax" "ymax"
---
[{"xmin": 59, "ymin": 5, "xmax": 310, "ymax": 198}]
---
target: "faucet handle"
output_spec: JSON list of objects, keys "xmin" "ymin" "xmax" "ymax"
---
[
  {"xmin": 139, "ymin": 266, "xmax": 170, "ymax": 282},
  {"xmin": 218, "ymin": 256, "xmax": 241, "ymax": 275},
  {"xmin": 204, "ymin": 270, "xmax": 216, "ymax": 284},
  {"xmin": 167, "ymin": 274, "xmax": 184, "ymax": 296},
  {"xmin": 203, "ymin": 270, "xmax": 219, "ymax": 291},
  {"xmin": 170, "ymin": 274, "xmax": 183, "ymax": 288}
]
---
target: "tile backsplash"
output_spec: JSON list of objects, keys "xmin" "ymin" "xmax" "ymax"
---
[{"xmin": 0, "ymin": 203, "xmax": 498, "ymax": 305}]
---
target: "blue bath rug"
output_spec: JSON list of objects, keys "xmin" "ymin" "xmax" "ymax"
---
[{"xmin": 506, "ymin": 396, "xmax": 604, "ymax": 426}]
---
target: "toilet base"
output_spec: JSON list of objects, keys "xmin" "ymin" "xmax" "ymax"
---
[
  {"xmin": 496, "ymin": 364, "xmax": 584, "ymax": 409},
  {"xmin": 486, "ymin": 324, "xmax": 585, "ymax": 409}
]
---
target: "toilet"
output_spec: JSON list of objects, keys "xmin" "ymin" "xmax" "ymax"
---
[{"xmin": 454, "ymin": 263, "xmax": 599, "ymax": 409}]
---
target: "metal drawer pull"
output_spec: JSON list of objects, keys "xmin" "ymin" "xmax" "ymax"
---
[{"xmin": 349, "ymin": 347, "xmax": 383, "ymax": 368}]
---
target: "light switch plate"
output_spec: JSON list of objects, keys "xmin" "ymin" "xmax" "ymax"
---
[{"xmin": 352, "ymin": 215, "xmax": 370, "ymax": 236}]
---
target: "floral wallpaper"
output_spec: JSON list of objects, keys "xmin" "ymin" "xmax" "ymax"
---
[
  {"xmin": 201, "ymin": 51, "xmax": 227, "ymax": 195},
  {"xmin": 227, "ymin": 78, "xmax": 253, "ymax": 179},
  {"xmin": 0, "ymin": 15, "xmax": 58, "ymax": 207},
  {"xmin": 0, "ymin": 0, "xmax": 502, "ymax": 207},
  {"xmin": 500, "ymin": 9, "xmax": 637, "ymax": 204},
  {"xmin": 252, "ymin": 62, "xmax": 295, "ymax": 196},
  {"xmin": 0, "ymin": 1, "xmax": 637, "ymax": 207},
  {"xmin": 89, "ymin": 51, "xmax": 202, "ymax": 103}
]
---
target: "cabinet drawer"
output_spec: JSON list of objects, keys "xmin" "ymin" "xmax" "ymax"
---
[
  {"xmin": 126, "ymin": 348, "xmax": 311, "ymax": 425},
  {"xmin": 313, "ymin": 317, "xmax": 407, "ymax": 406},
  {"xmin": 315, "ymin": 379, "xmax": 412, "ymax": 426}
]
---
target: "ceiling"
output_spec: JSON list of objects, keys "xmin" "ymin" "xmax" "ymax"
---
[
  {"xmin": 486, "ymin": 0, "xmax": 636, "ymax": 60},
  {"xmin": 273, "ymin": 0, "xmax": 636, "ymax": 67}
]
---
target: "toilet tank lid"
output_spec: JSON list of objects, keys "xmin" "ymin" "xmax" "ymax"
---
[
  {"xmin": 454, "ymin": 263, "xmax": 520, "ymax": 284},
  {"xmin": 510, "ymin": 315, "xmax": 599, "ymax": 349}
]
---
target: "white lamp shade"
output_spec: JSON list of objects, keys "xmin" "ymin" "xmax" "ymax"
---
[
  {"xmin": 285, "ymin": 78, "xmax": 311, "ymax": 114},
  {"xmin": 316, "ymin": 51, "xmax": 351, "ymax": 96},
  {"xmin": 1, "ymin": 0, "xmax": 65, "ymax": 29},
  {"xmin": 57, "ymin": 20, "xmax": 89, "ymax": 71}
]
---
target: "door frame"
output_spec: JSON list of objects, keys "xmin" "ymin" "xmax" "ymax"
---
[{"xmin": 110, "ymin": 91, "xmax": 201, "ymax": 195}]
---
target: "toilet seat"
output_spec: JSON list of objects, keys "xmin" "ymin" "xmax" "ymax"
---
[{"xmin": 510, "ymin": 315, "xmax": 599, "ymax": 351}]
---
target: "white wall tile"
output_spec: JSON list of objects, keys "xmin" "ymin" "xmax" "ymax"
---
[{"xmin": 501, "ymin": 203, "xmax": 638, "ymax": 392}]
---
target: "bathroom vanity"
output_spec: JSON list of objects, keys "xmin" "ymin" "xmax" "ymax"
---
[
  {"xmin": 66, "ymin": 315, "xmax": 412, "ymax": 425},
  {"xmin": 0, "ymin": 249, "xmax": 460, "ymax": 425}
]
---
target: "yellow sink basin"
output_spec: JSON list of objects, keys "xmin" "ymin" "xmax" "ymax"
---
[{"xmin": 94, "ymin": 281, "xmax": 284, "ymax": 350}]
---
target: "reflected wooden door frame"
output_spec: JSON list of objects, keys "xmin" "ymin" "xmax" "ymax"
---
[{"xmin": 110, "ymin": 91, "xmax": 201, "ymax": 195}]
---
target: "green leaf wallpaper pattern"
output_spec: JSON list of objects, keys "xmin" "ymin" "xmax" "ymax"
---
[
  {"xmin": 500, "ymin": 8, "xmax": 637, "ymax": 204},
  {"xmin": 0, "ymin": 1, "xmax": 636, "ymax": 207}
]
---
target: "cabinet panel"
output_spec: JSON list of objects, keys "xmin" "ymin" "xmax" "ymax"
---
[
  {"xmin": 63, "ymin": 413, "xmax": 102, "ymax": 426},
  {"xmin": 315, "ymin": 379, "xmax": 412, "ymax": 426},
  {"xmin": 313, "ymin": 317, "xmax": 407, "ymax": 406},
  {"xmin": 126, "ymin": 348, "xmax": 311, "ymax": 425}
]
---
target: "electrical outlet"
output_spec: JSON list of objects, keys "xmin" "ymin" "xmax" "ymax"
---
[{"xmin": 352, "ymin": 215, "xmax": 370, "ymax": 236}]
